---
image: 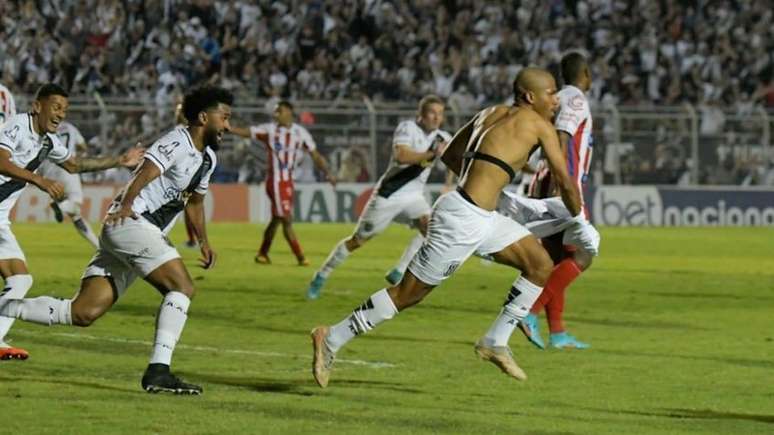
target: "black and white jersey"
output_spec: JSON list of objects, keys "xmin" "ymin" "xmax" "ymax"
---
[
  {"xmin": 0, "ymin": 113, "xmax": 71, "ymax": 224},
  {"xmin": 375, "ymin": 120, "xmax": 451, "ymax": 198},
  {"xmin": 113, "ymin": 127, "xmax": 216, "ymax": 234}
]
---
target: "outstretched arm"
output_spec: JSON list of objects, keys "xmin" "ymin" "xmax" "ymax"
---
[
  {"xmin": 228, "ymin": 125, "xmax": 252, "ymax": 138},
  {"xmin": 310, "ymin": 149, "xmax": 336, "ymax": 186},
  {"xmin": 185, "ymin": 192, "xmax": 216, "ymax": 269},
  {"xmin": 59, "ymin": 146, "xmax": 144, "ymax": 173}
]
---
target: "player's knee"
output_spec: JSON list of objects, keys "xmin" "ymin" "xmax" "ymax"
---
[
  {"xmin": 574, "ymin": 251, "xmax": 593, "ymax": 271},
  {"xmin": 527, "ymin": 252, "xmax": 554, "ymax": 286},
  {"xmin": 346, "ymin": 236, "xmax": 365, "ymax": 251}
]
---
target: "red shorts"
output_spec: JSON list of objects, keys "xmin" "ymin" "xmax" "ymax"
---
[{"xmin": 266, "ymin": 178, "xmax": 294, "ymax": 217}]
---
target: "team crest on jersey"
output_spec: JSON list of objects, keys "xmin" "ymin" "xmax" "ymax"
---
[
  {"xmin": 569, "ymin": 95, "xmax": 584, "ymax": 110},
  {"xmin": 4, "ymin": 125, "xmax": 19, "ymax": 142}
]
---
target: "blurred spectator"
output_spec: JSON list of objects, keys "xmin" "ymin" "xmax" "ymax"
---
[{"xmin": 336, "ymin": 146, "xmax": 370, "ymax": 182}]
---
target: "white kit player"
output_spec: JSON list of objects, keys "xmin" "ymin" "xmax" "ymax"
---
[
  {"xmin": 306, "ymin": 95, "xmax": 451, "ymax": 300},
  {"xmin": 38, "ymin": 121, "xmax": 100, "ymax": 247},
  {"xmin": 498, "ymin": 53, "xmax": 600, "ymax": 349},
  {"xmin": 0, "ymin": 85, "xmax": 231, "ymax": 395},
  {"xmin": 0, "ymin": 83, "xmax": 143, "ymax": 361}
]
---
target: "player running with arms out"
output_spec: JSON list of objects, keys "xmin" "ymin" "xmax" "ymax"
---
[
  {"xmin": 500, "ymin": 52, "xmax": 600, "ymax": 349},
  {"xmin": 230, "ymin": 101, "xmax": 335, "ymax": 266},
  {"xmin": 0, "ymin": 83, "xmax": 143, "ymax": 360},
  {"xmin": 306, "ymin": 95, "xmax": 451, "ymax": 300},
  {"xmin": 39, "ymin": 121, "xmax": 101, "ymax": 247},
  {"xmin": 0, "ymin": 86, "xmax": 231, "ymax": 395},
  {"xmin": 310, "ymin": 68, "xmax": 585, "ymax": 388}
]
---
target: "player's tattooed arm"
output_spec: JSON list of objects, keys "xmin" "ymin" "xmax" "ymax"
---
[
  {"xmin": 60, "ymin": 146, "xmax": 144, "ymax": 173},
  {"xmin": 104, "ymin": 159, "xmax": 160, "ymax": 226},
  {"xmin": 185, "ymin": 192, "xmax": 216, "ymax": 269}
]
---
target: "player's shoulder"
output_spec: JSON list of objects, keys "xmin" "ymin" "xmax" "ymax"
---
[
  {"xmin": 291, "ymin": 122, "xmax": 311, "ymax": 135},
  {"xmin": 560, "ymin": 86, "xmax": 589, "ymax": 109},
  {"xmin": 394, "ymin": 119, "xmax": 420, "ymax": 136}
]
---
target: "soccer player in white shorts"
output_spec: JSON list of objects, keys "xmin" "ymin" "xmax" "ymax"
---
[
  {"xmin": 0, "ymin": 85, "xmax": 231, "ymax": 395},
  {"xmin": 38, "ymin": 121, "xmax": 100, "ymax": 247},
  {"xmin": 500, "ymin": 52, "xmax": 600, "ymax": 350},
  {"xmin": 306, "ymin": 95, "xmax": 452, "ymax": 299},
  {"xmin": 310, "ymin": 68, "xmax": 587, "ymax": 388},
  {"xmin": 0, "ymin": 83, "xmax": 142, "ymax": 361}
]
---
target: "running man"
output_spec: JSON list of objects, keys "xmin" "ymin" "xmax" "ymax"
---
[
  {"xmin": 39, "ymin": 121, "xmax": 101, "ymax": 247},
  {"xmin": 0, "ymin": 85, "xmax": 231, "ymax": 395},
  {"xmin": 0, "ymin": 83, "xmax": 143, "ymax": 360},
  {"xmin": 230, "ymin": 101, "xmax": 335, "ymax": 265},
  {"xmin": 306, "ymin": 95, "xmax": 451, "ymax": 300},
  {"xmin": 500, "ymin": 52, "xmax": 599, "ymax": 349},
  {"xmin": 310, "ymin": 68, "xmax": 586, "ymax": 388}
]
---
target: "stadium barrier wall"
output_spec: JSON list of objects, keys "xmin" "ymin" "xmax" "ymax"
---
[{"xmin": 10, "ymin": 183, "xmax": 774, "ymax": 227}]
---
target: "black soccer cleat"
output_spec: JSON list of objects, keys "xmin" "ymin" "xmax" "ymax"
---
[
  {"xmin": 141, "ymin": 363, "xmax": 202, "ymax": 395},
  {"xmin": 50, "ymin": 202, "xmax": 64, "ymax": 223}
]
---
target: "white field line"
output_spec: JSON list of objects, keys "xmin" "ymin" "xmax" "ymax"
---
[{"xmin": 13, "ymin": 329, "xmax": 395, "ymax": 369}]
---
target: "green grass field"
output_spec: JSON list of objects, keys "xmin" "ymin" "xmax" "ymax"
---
[{"xmin": 1, "ymin": 223, "xmax": 773, "ymax": 434}]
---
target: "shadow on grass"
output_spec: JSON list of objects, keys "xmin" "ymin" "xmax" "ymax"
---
[
  {"xmin": 182, "ymin": 372, "xmax": 426, "ymax": 395},
  {"xmin": 615, "ymin": 408, "xmax": 774, "ymax": 424},
  {"xmin": 595, "ymin": 348, "xmax": 774, "ymax": 369}
]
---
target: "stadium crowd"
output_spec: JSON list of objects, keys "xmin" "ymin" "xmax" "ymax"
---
[
  {"xmin": 1, "ymin": 0, "xmax": 773, "ymax": 185},
  {"xmin": 1, "ymin": 0, "xmax": 773, "ymax": 108}
]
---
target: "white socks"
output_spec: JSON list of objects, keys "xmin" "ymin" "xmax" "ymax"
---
[
  {"xmin": 0, "ymin": 275, "xmax": 34, "ymax": 343},
  {"xmin": 325, "ymin": 288, "xmax": 398, "ymax": 353},
  {"xmin": 394, "ymin": 234, "xmax": 424, "ymax": 273},
  {"xmin": 483, "ymin": 277, "xmax": 543, "ymax": 347},
  {"xmin": 73, "ymin": 217, "xmax": 100, "ymax": 248},
  {"xmin": 149, "ymin": 291, "xmax": 191, "ymax": 366},
  {"xmin": 0, "ymin": 296, "xmax": 72, "ymax": 326},
  {"xmin": 317, "ymin": 239, "xmax": 351, "ymax": 278}
]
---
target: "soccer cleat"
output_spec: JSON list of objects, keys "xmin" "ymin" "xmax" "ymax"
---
[
  {"xmin": 517, "ymin": 313, "xmax": 546, "ymax": 349},
  {"xmin": 50, "ymin": 202, "xmax": 64, "ymax": 223},
  {"xmin": 298, "ymin": 258, "xmax": 310, "ymax": 266},
  {"xmin": 254, "ymin": 253, "xmax": 271, "ymax": 264},
  {"xmin": 306, "ymin": 272, "xmax": 326, "ymax": 300},
  {"xmin": 549, "ymin": 332, "xmax": 590, "ymax": 349},
  {"xmin": 0, "ymin": 346, "xmax": 29, "ymax": 361},
  {"xmin": 474, "ymin": 339, "xmax": 527, "ymax": 381},
  {"xmin": 384, "ymin": 268, "xmax": 403, "ymax": 285},
  {"xmin": 141, "ymin": 364, "xmax": 202, "ymax": 395},
  {"xmin": 310, "ymin": 326, "xmax": 335, "ymax": 388}
]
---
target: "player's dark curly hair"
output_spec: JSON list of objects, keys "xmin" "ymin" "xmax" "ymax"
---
[
  {"xmin": 561, "ymin": 52, "xmax": 587, "ymax": 85},
  {"xmin": 182, "ymin": 86, "xmax": 234, "ymax": 124},
  {"xmin": 34, "ymin": 83, "xmax": 68, "ymax": 100}
]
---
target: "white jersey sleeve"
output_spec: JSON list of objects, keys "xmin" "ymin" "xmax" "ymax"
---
[
  {"xmin": 0, "ymin": 118, "xmax": 20, "ymax": 153},
  {"xmin": 392, "ymin": 120, "xmax": 419, "ymax": 150},
  {"xmin": 144, "ymin": 135, "xmax": 188, "ymax": 173},
  {"xmin": 194, "ymin": 148, "xmax": 217, "ymax": 195},
  {"xmin": 554, "ymin": 88, "xmax": 589, "ymax": 136},
  {"xmin": 297, "ymin": 125, "xmax": 317, "ymax": 152}
]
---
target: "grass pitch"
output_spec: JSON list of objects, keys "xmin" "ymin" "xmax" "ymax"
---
[{"xmin": 1, "ymin": 223, "xmax": 773, "ymax": 434}]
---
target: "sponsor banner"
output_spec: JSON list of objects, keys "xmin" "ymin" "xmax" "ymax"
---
[
  {"xmin": 588, "ymin": 186, "xmax": 774, "ymax": 226},
  {"xmin": 12, "ymin": 183, "xmax": 772, "ymax": 226},
  {"xmin": 10, "ymin": 183, "xmax": 447, "ymax": 224}
]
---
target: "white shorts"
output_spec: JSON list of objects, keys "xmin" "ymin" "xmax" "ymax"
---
[
  {"xmin": 38, "ymin": 161, "xmax": 84, "ymax": 205},
  {"xmin": 0, "ymin": 225, "xmax": 25, "ymax": 261},
  {"xmin": 354, "ymin": 191, "xmax": 431, "ymax": 239},
  {"xmin": 499, "ymin": 192, "xmax": 600, "ymax": 254},
  {"xmin": 408, "ymin": 190, "xmax": 531, "ymax": 286},
  {"xmin": 82, "ymin": 218, "xmax": 180, "ymax": 297}
]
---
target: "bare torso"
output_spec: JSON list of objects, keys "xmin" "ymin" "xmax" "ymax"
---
[{"xmin": 455, "ymin": 105, "xmax": 546, "ymax": 211}]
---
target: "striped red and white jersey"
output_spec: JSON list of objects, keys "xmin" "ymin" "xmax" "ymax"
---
[
  {"xmin": 529, "ymin": 85, "xmax": 593, "ymax": 202},
  {"xmin": 249, "ymin": 122, "xmax": 317, "ymax": 182},
  {"xmin": 0, "ymin": 83, "xmax": 16, "ymax": 126}
]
